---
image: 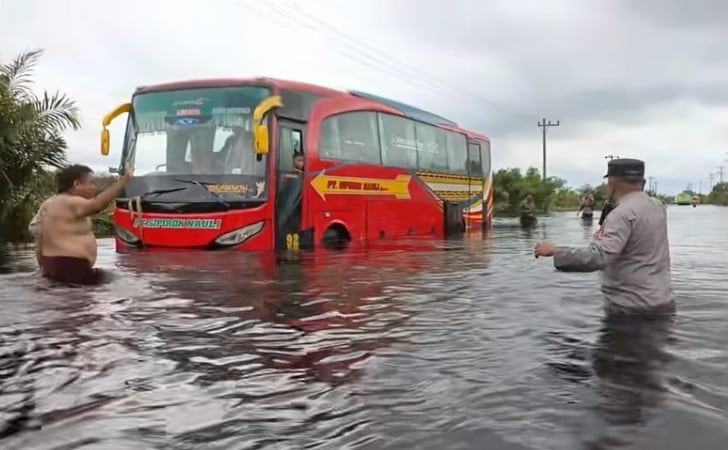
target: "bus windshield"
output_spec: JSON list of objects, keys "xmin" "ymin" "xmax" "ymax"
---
[{"xmin": 124, "ymin": 86, "xmax": 271, "ymax": 180}]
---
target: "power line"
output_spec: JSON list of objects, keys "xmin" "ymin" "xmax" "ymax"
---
[
  {"xmin": 232, "ymin": 0, "xmax": 536, "ymax": 124},
  {"xmin": 274, "ymin": 0, "xmax": 446, "ymax": 93},
  {"xmin": 276, "ymin": 0, "xmax": 526, "ymax": 110},
  {"xmin": 604, "ymin": 154, "xmax": 619, "ymax": 160},
  {"xmin": 235, "ymin": 0, "xmax": 452, "ymax": 92},
  {"xmin": 240, "ymin": 0, "xmax": 444, "ymax": 94}
]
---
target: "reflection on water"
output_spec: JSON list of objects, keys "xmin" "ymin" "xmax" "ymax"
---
[{"xmin": 1, "ymin": 206, "xmax": 728, "ymax": 449}]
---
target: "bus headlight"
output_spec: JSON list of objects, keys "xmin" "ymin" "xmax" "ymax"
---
[
  {"xmin": 214, "ymin": 221, "xmax": 264, "ymax": 247},
  {"xmin": 115, "ymin": 225, "xmax": 141, "ymax": 246}
]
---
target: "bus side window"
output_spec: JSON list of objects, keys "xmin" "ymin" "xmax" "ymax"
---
[
  {"xmin": 379, "ymin": 113, "xmax": 417, "ymax": 169},
  {"xmin": 481, "ymin": 140, "xmax": 491, "ymax": 177},
  {"xmin": 279, "ymin": 126, "xmax": 303, "ymax": 172},
  {"xmin": 320, "ymin": 112, "xmax": 380, "ymax": 164},
  {"xmin": 292, "ymin": 131, "xmax": 302, "ymax": 154},
  {"xmin": 468, "ymin": 142, "xmax": 482, "ymax": 176},
  {"xmin": 415, "ymin": 122, "xmax": 448, "ymax": 171},
  {"xmin": 319, "ymin": 118, "xmax": 341, "ymax": 159},
  {"xmin": 445, "ymin": 131, "xmax": 468, "ymax": 175}
]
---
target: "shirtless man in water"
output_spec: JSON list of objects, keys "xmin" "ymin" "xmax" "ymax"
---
[{"xmin": 30, "ymin": 162, "xmax": 133, "ymax": 284}]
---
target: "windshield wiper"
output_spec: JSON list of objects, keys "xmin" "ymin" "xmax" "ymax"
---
[
  {"xmin": 139, "ymin": 187, "xmax": 187, "ymax": 199},
  {"xmin": 171, "ymin": 178, "xmax": 229, "ymax": 208}
]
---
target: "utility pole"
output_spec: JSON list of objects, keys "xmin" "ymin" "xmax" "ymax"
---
[
  {"xmin": 604, "ymin": 154, "xmax": 619, "ymax": 161},
  {"xmin": 647, "ymin": 176, "xmax": 655, "ymax": 192},
  {"xmin": 709, "ymin": 173, "xmax": 715, "ymax": 190},
  {"xmin": 537, "ymin": 117, "xmax": 560, "ymax": 179},
  {"xmin": 654, "ymin": 180, "xmax": 658, "ymax": 194},
  {"xmin": 718, "ymin": 166, "xmax": 725, "ymax": 184}
]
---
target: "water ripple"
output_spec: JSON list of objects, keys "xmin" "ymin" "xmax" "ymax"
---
[{"xmin": 0, "ymin": 206, "xmax": 727, "ymax": 449}]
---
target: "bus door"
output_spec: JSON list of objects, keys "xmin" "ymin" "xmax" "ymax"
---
[{"xmin": 275, "ymin": 121, "xmax": 306, "ymax": 250}]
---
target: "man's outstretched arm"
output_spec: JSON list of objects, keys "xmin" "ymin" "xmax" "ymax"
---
[
  {"xmin": 71, "ymin": 163, "xmax": 134, "ymax": 218},
  {"xmin": 553, "ymin": 211, "xmax": 634, "ymax": 272}
]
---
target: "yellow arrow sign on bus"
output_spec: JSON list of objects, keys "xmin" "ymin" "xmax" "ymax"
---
[{"xmin": 310, "ymin": 172, "xmax": 412, "ymax": 200}]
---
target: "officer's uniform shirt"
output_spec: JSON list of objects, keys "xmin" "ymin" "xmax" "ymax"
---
[{"xmin": 553, "ymin": 191, "xmax": 673, "ymax": 311}]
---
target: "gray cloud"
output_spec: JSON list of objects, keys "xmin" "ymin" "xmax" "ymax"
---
[
  {"xmin": 2, "ymin": 0, "xmax": 727, "ymax": 194},
  {"xmin": 616, "ymin": 0, "xmax": 728, "ymax": 30},
  {"xmin": 338, "ymin": 0, "xmax": 728, "ymax": 146}
]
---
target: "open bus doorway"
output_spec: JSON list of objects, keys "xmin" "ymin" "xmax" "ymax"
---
[{"xmin": 275, "ymin": 122, "xmax": 306, "ymax": 250}]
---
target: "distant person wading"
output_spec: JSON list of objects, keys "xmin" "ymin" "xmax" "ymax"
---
[
  {"xmin": 28, "ymin": 162, "xmax": 134, "ymax": 285},
  {"xmin": 533, "ymin": 158, "xmax": 674, "ymax": 313},
  {"xmin": 578, "ymin": 187, "xmax": 595, "ymax": 219}
]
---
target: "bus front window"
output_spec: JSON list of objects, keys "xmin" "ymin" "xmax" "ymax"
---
[{"xmin": 124, "ymin": 86, "xmax": 271, "ymax": 178}]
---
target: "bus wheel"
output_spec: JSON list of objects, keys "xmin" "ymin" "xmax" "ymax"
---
[{"xmin": 322, "ymin": 224, "xmax": 350, "ymax": 250}]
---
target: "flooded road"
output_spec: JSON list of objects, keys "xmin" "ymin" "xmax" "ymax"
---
[{"xmin": 1, "ymin": 205, "xmax": 727, "ymax": 449}]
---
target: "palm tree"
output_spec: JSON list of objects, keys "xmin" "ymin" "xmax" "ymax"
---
[{"xmin": 0, "ymin": 49, "xmax": 81, "ymax": 240}]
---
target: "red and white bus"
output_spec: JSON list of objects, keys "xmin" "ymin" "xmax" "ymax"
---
[{"xmin": 100, "ymin": 77, "xmax": 493, "ymax": 252}]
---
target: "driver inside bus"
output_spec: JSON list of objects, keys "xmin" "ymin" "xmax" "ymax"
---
[{"xmin": 217, "ymin": 126, "xmax": 263, "ymax": 175}]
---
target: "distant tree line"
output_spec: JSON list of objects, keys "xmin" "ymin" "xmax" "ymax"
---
[
  {"xmin": 492, "ymin": 167, "xmax": 611, "ymax": 215},
  {"xmin": 686, "ymin": 182, "xmax": 728, "ymax": 206},
  {"xmin": 490, "ymin": 167, "xmax": 726, "ymax": 214},
  {"xmin": 667, "ymin": 184, "xmax": 727, "ymax": 206}
]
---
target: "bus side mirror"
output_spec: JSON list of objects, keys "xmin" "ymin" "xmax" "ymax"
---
[
  {"xmin": 254, "ymin": 124, "xmax": 270, "ymax": 155},
  {"xmin": 101, "ymin": 128, "xmax": 110, "ymax": 155},
  {"xmin": 252, "ymin": 95, "xmax": 282, "ymax": 156},
  {"xmin": 100, "ymin": 102, "xmax": 131, "ymax": 155}
]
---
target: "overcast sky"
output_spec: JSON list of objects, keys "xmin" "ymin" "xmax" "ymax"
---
[{"xmin": 2, "ymin": 0, "xmax": 727, "ymax": 194}]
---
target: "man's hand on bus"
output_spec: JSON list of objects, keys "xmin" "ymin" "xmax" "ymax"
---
[{"xmin": 123, "ymin": 161, "xmax": 134, "ymax": 180}]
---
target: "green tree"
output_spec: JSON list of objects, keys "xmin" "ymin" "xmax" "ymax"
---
[
  {"xmin": 591, "ymin": 183, "xmax": 608, "ymax": 207},
  {"xmin": 706, "ymin": 182, "xmax": 728, "ymax": 206},
  {"xmin": 492, "ymin": 167, "xmax": 569, "ymax": 214},
  {"xmin": 0, "ymin": 49, "xmax": 80, "ymax": 243},
  {"xmin": 553, "ymin": 187, "xmax": 580, "ymax": 211},
  {"xmin": 645, "ymin": 188, "xmax": 671, "ymax": 204}
]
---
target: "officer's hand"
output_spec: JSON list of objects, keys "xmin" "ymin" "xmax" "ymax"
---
[{"xmin": 533, "ymin": 241, "xmax": 555, "ymax": 258}]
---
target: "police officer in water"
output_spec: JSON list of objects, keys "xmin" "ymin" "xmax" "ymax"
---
[{"xmin": 533, "ymin": 158, "xmax": 674, "ymax": 313}]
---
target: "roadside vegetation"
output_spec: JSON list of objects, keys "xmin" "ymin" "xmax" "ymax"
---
[{"xmin": 2, "ymin": 49, "xmax": 724, "ymax": 245}]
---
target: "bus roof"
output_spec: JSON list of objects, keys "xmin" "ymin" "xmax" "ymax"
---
[
  {"xmin": 438, "ymin": 123, "xmax": 490, "ymax": 142},
  {"xmin": 134, "ymin": 77, "xmax": 342, "ymax": 96},
  {"xmin": 348, "ymin": 90, "xmax": 457, "ymax": 127},
  {"xmin": 133, "ymin": 77, "xmax": 489, "ymax": 140}
]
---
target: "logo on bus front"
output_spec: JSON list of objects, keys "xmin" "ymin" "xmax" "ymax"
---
[{"xmin": 132, "ymin": 217, "xmax": 222, "ymax": 229}]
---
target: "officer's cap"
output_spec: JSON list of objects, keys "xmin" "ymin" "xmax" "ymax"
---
[{"xmin": 603, "ymin": 158, "xmax": 645, "ymax": 181}]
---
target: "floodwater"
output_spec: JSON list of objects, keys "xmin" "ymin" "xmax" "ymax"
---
[{"xmin": 1, "ymin": 205, "xmax": 726, "ymax": 450}]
